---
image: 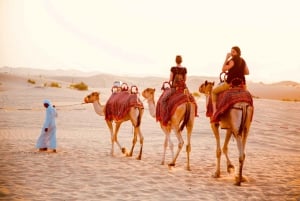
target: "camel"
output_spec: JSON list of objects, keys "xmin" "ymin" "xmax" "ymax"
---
[
  {"xmin": 199, "ymin": 79, "xmax": 253, "ymax": 186},
  {"xmin": 142, "ymin": 86, "xmax": 196, "ymax": 170},
  {"xmin": 84, "ymin": 89, "xmax": 144, "ymax": 160}
]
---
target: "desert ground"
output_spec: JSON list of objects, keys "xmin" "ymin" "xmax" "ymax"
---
[{"xmin": 0, "ymin": 68, "xmax": 299, "ymax": 201}]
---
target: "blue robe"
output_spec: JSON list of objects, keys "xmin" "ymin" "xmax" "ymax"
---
[{"xmin": 36, "ymin": 101, "xmax": 57, "ymax": 149}]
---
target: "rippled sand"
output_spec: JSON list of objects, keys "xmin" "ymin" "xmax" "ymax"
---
[{"xmin": 0, "ymin": 72, "xmax": 299, "ymax": 200}]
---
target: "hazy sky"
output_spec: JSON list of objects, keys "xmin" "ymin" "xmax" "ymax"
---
[{"xmin": 1, "ymin": 0, "xmax": 299, "ymax": 83}]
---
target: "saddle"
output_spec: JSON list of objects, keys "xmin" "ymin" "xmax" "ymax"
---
[
  {"xmin": 207, "ymin": 87, "xmax": 253, "ymax": 122},
  {"xmin": 156, "ymin": 88, "xmax": 197, "ymax": 126},
  {"xmin": 105, "ymin": 91, "xmax": 143, "ymax": 121}
]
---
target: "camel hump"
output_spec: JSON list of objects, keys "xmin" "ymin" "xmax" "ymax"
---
[{"xmin": 105, "ymin": 92, "xmax": 143, "ymax": 121}]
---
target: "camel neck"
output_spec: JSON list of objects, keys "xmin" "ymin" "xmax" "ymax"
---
[{"xmin": 92, "ymin": 101, "xmax": 105, "ymax": 116}]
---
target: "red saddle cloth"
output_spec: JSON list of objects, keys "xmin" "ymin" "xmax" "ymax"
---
[
  {"xmin": 207, "ymin": 87, "xmax": 253, "ymax": 122},
  {"xmin": 156, "ymin": 88, "xmax": 198, "ymax": 126},
  {"xmin": 105, "ymin": 91, "xmax": 144, "ymax": 121}
]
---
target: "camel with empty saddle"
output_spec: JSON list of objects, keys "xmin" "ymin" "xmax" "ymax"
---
[
  {"xmin": 142, "ymin": 84, "xmax": 197, "ymax": 170},
  {"xmin": 199, "ymin": 78, "xmax": 253, "ymax": 186},
  {"xmin": 84, "ymin": 85, "xmax": 144, "ymax": 159}
]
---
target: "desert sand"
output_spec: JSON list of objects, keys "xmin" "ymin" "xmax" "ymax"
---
[{"xmin": 0, "ymin": 68, "xmax": 300, "ymax": 201}]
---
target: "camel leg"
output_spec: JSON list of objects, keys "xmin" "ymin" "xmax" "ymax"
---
[
  {"xmin": 161, "ymin": 132, "xmax": 171, "ymax": 165},
  {"xmin": 127, "ymin": 127, "xmax": 137, "ymax": 157},
  {"xmin": 127, "ymin": 108, "xmax": 138, "ymax": 158},
  {"xmin": 185, "ymin": 116, "xmax": 194, "ymax": 171},
  {"xmin": 136, "ymin": 127, "xmax": 144, "ymax": 160},
  {"xmin": 235, "ymin": 107, "xmax": 252, "ymax": 185},
  {"xmin": 169, "ymin": 138, "xmax": 174, "ymax": 160},
  {"xmin": 168, "ymin": 128, "xmax": 184, "ymax": 167},
  {"xmin": 223, "ymin": 129, "xmax": 235, "ymax": 174},
  {"xmin": 127, "ymin": 126, "xmax": 143, "ymax": 159},
  {"xmin": 160, "ymin": 125, "xmax": 173, "ymax": 165},
  {"xmin": 234, "ymin": 134, "xmax": 245, "ymax": 186},
  {"xmin": 211, "ymin": 122, "xmax": 221, "ymax": 178},
  {"xmin": 106, "ymin": 120, "xmax": 115, "ymax": 156},
  {"xmin": 185, "ymin": 129, "xmax": 192, "ymax": 171},
  {"xmin": 113, "ymin": 122, "xmax": 126, "ymax": 155},
  {"xmin": 230, "ymin": 105, "xmax": 252, "ymax": 185}
]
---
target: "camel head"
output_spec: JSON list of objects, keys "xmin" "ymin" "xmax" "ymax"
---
[
  {"xmin": 84, "ymin": 92, "xmax": 100, "ymax": 103},
  {"xmin": 199, "ymin": 80, "xmax": 214, "ymax": 95},
  {"xmin": 142, "ymin": 88, "xmax": 155, "ymax": 101}
]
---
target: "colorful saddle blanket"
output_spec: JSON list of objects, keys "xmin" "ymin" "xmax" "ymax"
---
[
  {"xmin": 207, "ymin": 87, "xmax": 253, "ymax": 121},
  {"xmin": 105, "ymin": 91, "xmax": 144, "ymax": 121},
  {"xmin": 156, "ymin": 88, "xmax": 198, "ymax": 126}
]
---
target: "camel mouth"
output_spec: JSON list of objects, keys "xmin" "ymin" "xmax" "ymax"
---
[{"xmin": 84, "ymin": 97, "xmax": 89, "ymax": 103}]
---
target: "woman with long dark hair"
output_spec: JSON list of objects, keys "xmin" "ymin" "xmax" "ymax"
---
[{"xmin": 211, "ymin": 46, "xmax": 250, "ymax": 116}]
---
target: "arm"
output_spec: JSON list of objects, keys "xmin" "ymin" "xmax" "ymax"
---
[
  {"xmin": 222, "ymin": 60, "xmax": 234, "ymax": 72},
  {"xmin": 244, "ymin": 64, "xmax": 249, "ymax": 75},
  {"xmin": 43, "ymin": 109, "xmax": 51, "ymax": 132},
  {"xmin": 222, "ymin": 53, "xmax": 234, "ymax": 72},
  {"xmin": 169, "ymin": 72, "xmax": 174, "ymax": 82}
]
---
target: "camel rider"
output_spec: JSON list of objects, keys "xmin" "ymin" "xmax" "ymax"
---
[
  {"xmin": 162, "ymin": 55, "xmax": 188, "ymax": 110},
  {"xmin": 211, "ymin": 46, "xmax": 249, "ymax": 117}
]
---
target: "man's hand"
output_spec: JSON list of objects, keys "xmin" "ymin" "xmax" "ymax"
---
[{"xmin": 44, "ymin": 128, "xmax": 48, "ymax": 132}]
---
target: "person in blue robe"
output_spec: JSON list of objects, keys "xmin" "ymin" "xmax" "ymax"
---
[{"xmin": 36, "ymin": 99, "xmax": 57, "ymax": 152}]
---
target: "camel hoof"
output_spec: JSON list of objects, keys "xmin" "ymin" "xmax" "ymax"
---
[
  {"xmin": 136, "ymin": 156, "xmax": 141, "ymax": 160},
  {"xmin": 234, "ymin": 182, "xmax": 241, "ymax": 186},
  {"xmin": 227, "ymin": 164, "xmax": 235, "ymax": 174},
  {"xmin": 235, "ymin": 175, "xmax": 247, "ymax": 182},
  {"xmin": 168, "ymin": 163, "xmax": 175, "ymax": 167},
  {"xmin": 125, "ymin": 151, "xmax": 132, "ymax": 157},
  {"xmin": 186, "ymin": 166, "xmax": 191, "ymax": 171},
  {"xmin": 121, "ymin": 147, "xmax": 127, "ymax": 154},
  {"xmin": 161, "ymin": 161, "xmax": 165, "ymax": 165},
  {"xmin": 212, "ymin": 171, "xmax": 220, "ymax": 178}
]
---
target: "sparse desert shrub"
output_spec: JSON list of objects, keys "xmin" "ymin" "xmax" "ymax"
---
[
  {"xmin": 50, "ymin": 82, "xmax": 61, "ymax": 88},
  {"xmin": 27, "ymin": 79, "xmax": 36, "ymax": 84},
  {"xmin": 70, "ymin": 82, "xmax": 88, "ymax": 91},
  {"xmin": 282, "ymin": 98, "xmax": 300, "ymax": 102},
  {"xmin": 192, "ymin": 91, "xmax": 201, "ymax": 98}
]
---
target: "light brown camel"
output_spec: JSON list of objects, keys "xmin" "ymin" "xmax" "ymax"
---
[
  {"xmin": 84, "ymin": 91, "xmax": 144, "ymax": 160},
  {"xmin": 142, "ymin": 87, "xmax": 196, "ymax": 170},
  {"xmin": 199, "ymin": 80, "xmax": 253, "ymax": 186}
]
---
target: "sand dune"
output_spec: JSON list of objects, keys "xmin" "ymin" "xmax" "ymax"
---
[
  {"xmin": 0, "ymin": 69, "xmax": 300, "ymax": 200},
  {"xmin": 1, "ymin": 67, "xmax": 300, "ymax": 101}
]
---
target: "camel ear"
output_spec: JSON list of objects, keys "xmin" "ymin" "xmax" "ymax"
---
[
  {"xmin": 153, "ymin": 88, "xmax": 155, "ymax": 92},
  {"xmin": 212, "ymin": 82, "xmax": 215, "ymax": 86},
  {"xmin": 205, "ymin": 80, "xmax": 208, "ymax": 85}
]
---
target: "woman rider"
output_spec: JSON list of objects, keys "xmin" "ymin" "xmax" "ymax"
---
[{"xmin": 211, "ymin": 46, "xmax": 249, "ymax": 117}]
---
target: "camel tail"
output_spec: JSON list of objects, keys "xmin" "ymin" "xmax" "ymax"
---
[
  {"xmin": 180, "ymin": 102, "xmax": 191, "ymax": 131},
  {"xmin": 136, "ymin": 107, "xmax": 143, "ymax": 127},
  {"xmin": 238, "ymin": 104, "xmax": 251, "ymax": 135}
]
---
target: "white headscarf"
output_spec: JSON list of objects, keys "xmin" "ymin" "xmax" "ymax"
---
[{"xmin": 43, "ymin": 99, "xmax": 52, "ymax": 105}]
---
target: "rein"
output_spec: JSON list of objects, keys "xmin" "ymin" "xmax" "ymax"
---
[{"xmin": 0, "ymin": 103, "xmax": 87, "ymax": 111}]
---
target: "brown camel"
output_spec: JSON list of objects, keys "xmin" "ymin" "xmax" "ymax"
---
[
  {"xmin": 199, "ymin": 80, "xmax": 253, "ymax": 186},
  {"xmin": 84, "ymin": 90, "xmax": 144, "ymax": 160},
  {"xmin": 142, "ymin": 87, "xmax": 196, "ymax": 170}
]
